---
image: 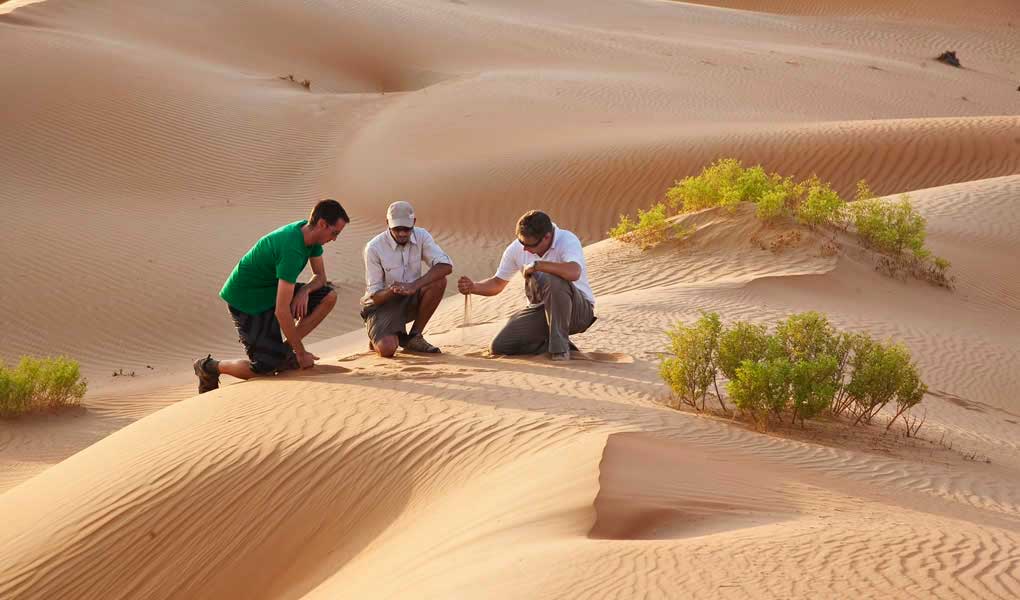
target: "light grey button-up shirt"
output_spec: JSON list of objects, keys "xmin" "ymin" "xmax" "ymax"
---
[{"xmin": 361, "ymin": 228, "xmax": 453, "ymax": 306}]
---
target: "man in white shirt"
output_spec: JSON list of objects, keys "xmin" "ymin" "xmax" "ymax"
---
[
  {"xmin": 362, "ymin": 201, "xmax": 453, "ymax": 357},
  {"xmin": 457, "ymin": 210, "xmax": 596, "ymax": 361}
]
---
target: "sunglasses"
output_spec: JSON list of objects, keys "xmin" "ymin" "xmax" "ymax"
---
[{"xmin": 391, "ymin": 226, "xmax": 413, "ymax": 234}]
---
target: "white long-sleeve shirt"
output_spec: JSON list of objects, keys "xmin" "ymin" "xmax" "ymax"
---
[{"xmin": 361, "ymin": 228, "xmax": 453, "ymax": 306}]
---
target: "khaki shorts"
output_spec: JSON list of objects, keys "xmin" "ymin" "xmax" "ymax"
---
[{"xmin": 360, "ymin": 294, "xmax": 420, "ymax": 344}]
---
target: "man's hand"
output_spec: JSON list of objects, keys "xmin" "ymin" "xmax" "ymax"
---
[
  {"xmin": 522, "ymin": 262, "xmax": 537, "ymax": 278},
  {"xmin": 291, "ymin": 287, "xmax": 311, "ymax": 319},
  {"xmin": 457, "ymin": 276, "xmax": 475, "ymax": 295},
  {"xmin": 296, "ymin": 350, "xmax": 319, "ymax": 369},
  {"xmin": 389, "ymin": 282, "xmax": 417, "ymax": 296}
]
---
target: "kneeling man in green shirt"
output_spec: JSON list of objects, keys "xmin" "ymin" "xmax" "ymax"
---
[{"xmin": 193, "ymin": 199, "xmax": 349, "ymax": 393}]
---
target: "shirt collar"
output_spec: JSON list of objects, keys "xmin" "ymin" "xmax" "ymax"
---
[{"xmin": 385, "ymin": 228, "xmax": 418, "ymax": 250}]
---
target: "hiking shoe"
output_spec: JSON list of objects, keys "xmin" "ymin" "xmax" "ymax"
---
[
  {"xmin": 193, "ymin": 354, "xmax": 220, "ymax": 394},
  {"xmin": 402, "ymin": 333, "xmax": 441, "ymax": 354},
  {"xmin": 550, "ymin": 351, "xmax": 571, "ymax": 362}
]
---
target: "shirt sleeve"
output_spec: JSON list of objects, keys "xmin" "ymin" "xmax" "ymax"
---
[
  {"xmin": 494, "ymin": 241, "xmax": 521, "ymax": 281},
  {"xmin": 557, "ymin": 232, "xmax": 585, "ymax": 266},
  {"xmin": 309, "ymin": 244, "xmax": 324, "ymax": 258},
  {"xmin": 362, "ymin": 243, "xmax": 386, "ymax": 303},
  {"xmin": 276, "ymin": 249, "xmax": 307, "ymax": 284},
  {"xmin": 419, "ymin": 230, "xmax": 453, "ymax": 269}
]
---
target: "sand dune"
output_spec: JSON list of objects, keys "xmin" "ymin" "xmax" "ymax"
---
[{"xmin": 1, "ymin": 0, "xmax": 1019, "ymax": 597}]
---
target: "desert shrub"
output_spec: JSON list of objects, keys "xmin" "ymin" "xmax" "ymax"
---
[
  {"xmin": 666, "ymin": 158, "xmax": 745, "ymax": 213},
  {"xmin": 0, "ymin": 356, "xmax": 87, "ymax": 417},
  {"xmin": 717, "ymin": 321, "xmax": 773, "ymax": 380},
  {"xmin": 666, "ymin": 159, "xmax": 799, "ymax": 216},
  {"xmin": 774, "ymin": 311, "xmax": 839, "ymax": 362},
  {"xmin": 789, "ymin": 356, "xmax": 839, "ymax": 424},
  {"xmin": 829, "ymin": 332, "xmax": 869, "ymax": 415},
  {"xmin": 849, "ymin": 195, "xmax": 927, "ymax": 258},
  {"xmin": 663, "ymin": 311, "xmax": 928, "ymax": 433},
  {"xmin": 727, "ymin": 358, "xmax": 792, "ymax": 431},
  {"xmin": 755, "ymin": 187, "xmax": 790, "ymax": 221},
  {"xmin": 845, "ymin": 341, "xmax": 923, "ymax": 425},
  {"xmin": 660, "ymin": 312, "xmax": 723, "ymax": 411},
  {"xmin": 610, "ymin": 203, "xmax": 693, "ymax": 250},
  {"xmin": 796, "ymin": 179, "xmax": 846, "ymax": 227}
]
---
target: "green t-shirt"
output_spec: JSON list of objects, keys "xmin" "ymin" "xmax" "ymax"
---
[{"xmin": 219, "ymin": 221, "xmax": 324, "ymax": 314}]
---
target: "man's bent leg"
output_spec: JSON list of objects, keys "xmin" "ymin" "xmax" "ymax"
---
[
  {"xmin": 372, "ymin": 335, "xmax": 399, "ymax": 358},
  {"xmin": 295, "ymin": 287, "xmax": 338, "ymax": 339},
  {"xmin": 217, "ymin": 359, "xmax": 257, "ymax": 380},
  {"xmin": 526, "ymin": 272, "xmax": 580, "ymax": 354},
  {"xmin": 409, "ymin": 277, "xmax": 446, "ymax": 336},
  {"xmin": 490, "ymin": 306, "xmax": 549, "ymax": 355},
  {"xmin": 362, "ymin": 296, "xmax": 413, "ymax": 358}
]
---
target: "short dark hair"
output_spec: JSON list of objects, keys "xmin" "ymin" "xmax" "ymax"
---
[
  {"xmin": 516, "ymin": 210, "xmax": 553, "ymax": 241},
  {"xmin": 309, "ymin": 199, "xmax": 350, "ymax": 226}
]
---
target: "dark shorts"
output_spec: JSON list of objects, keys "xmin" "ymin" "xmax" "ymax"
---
[
  {"xmin": 229, "ymin": 282, "xmax": 335, "ymax": 375},
  {"xmin": 360, "ymin": 293, "xmax": 420, "ymax": 344}
]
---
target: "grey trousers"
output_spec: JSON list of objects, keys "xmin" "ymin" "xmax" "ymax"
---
[{"xmin": 490, "ymin": 272, "xmax": 596, "ymax": 355}]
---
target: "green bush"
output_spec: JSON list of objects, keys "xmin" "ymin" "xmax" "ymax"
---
[
  {"xmin": 774, "ymin": 311, "xmax": 839, "ymax": 362},
  {"xmin": 789, "ymin": 356, "xmax": 839, "ymax": 424},
  {"xmin": 661, "ymin": 311, "xmax": 928, "ymax": 433},
  {"xmin": 666, "ymin": 158, "xmax": 746, "ymax": 213},
  {"xmin": 665, "ymin": 159, "xmax": 797, "ymax": 216},
  {"xmin": 845, "ymin": 341, "xmax": 924, "ymax": 426},
  {"xmin": 796, "ymin": 178, "xmax": 846, "ymax": 227},
  {"xmin": 0, "ymin": 356, "xmax": 87, "ymax": 417},
  {"xmin": 727, "ymin": 358, "xmax": 792, "ymax": 431},
  {"xmin": 756, "ymin": 187, "xmax": 791, "ymax": 221},
  {"xmin": 610, "ymin": 203, "xmax": 691, "ymax": 250},
  {"xmin": 849, "ymin": 195, "xmax": 928, "ymax": 258},
  {"xmin": 717, "ymin": 321, "xmax": 774, "ymax": 380},
  {"xmin": 625, "ymin": 159, "xmax": 950, "ymax": 285},
  {"xmin": 659, "ymin": 312, "xmax": 723, "ymax": 411}
]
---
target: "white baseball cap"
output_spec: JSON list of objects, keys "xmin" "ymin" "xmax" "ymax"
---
[{"xmin": 386, "ymin": 201, "xmax": 415, "ymax": 229}]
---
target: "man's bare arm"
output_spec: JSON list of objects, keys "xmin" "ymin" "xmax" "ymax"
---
[
  {"xmin": 458, "ymin": 276, "xmax": 509, "ymax": 297},
  {"xmin": 532, "ymin": 260, "xmax": 581, "ymax": 282},
  {"xmin": 406, "ymin": 262, "xmax": 452, "ymax": 293},
  {"xmin": 275, "ymin": 280, "xmax": 306, "ymax": 353},
  {"xmin": 302, "ymin": 256, "xmax": 328, "ymax": 294}
]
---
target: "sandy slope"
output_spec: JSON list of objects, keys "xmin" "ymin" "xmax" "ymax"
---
[{"xmin": 1, "ymin": 0, "xmax": 1019, "ymax": 598}]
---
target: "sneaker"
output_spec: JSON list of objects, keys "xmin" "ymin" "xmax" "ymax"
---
[
  {"xmin": 193, "ymin": 354, "xmax": 220, "ymax": 394},
  {"xmin": 550, "ymin": 351, "xmax": 571, "ymax": 362},
  {"xmin": 402, "ymin": 333, "xmax": 441, "ymax": 354}
]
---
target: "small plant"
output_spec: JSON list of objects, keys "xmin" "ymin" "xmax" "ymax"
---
[
  {"xmin": 660, "ymin": 312, "xmax": 724, "ymax": 411},
  {"xmin": 849, "ymin": 194, "xmax": 928, "ymax": 258},
  {"xmin": 796, "ymin": 178, "xmax": 846, "ymax": 227},
  {"xmin": 0, "ymin": 356, "xmax": 88, "ymax": 417},
  {"xmin": 610, "ymin": 203, "xmax": 691, "ymax": 250}
]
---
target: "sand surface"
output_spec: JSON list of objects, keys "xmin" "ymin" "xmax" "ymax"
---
[{"xmin": 1, "ymin": 0, "xmax": 1018, "ymax": 598}]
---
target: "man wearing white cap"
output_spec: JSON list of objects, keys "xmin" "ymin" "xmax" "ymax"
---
[{"xmin": 361, "ymin": 201, "xmax": 453, "ymax": 356}]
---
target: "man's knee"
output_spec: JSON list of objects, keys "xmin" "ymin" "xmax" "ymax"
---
[
  {"xmin": 421, "ymin": 276, "xmax": 448, "ymax": 295},
  {"xmin": 375, "ymin": 335, "xmax": 398, "ymax": 358},
  {"xmin": 527, "ymin": 271, "xmax": 569, "ymax": 299},
  {"xmin": 322, "ymin": 290, "xmax": 338, "ymax": 309}
]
